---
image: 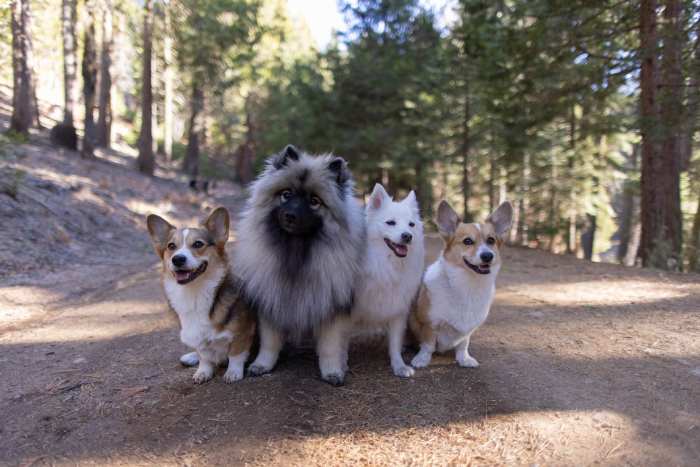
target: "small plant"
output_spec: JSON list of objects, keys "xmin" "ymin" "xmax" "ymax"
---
[{"xmin": 0, "ymin": 168, "xmax": 26, "ymax": 200}]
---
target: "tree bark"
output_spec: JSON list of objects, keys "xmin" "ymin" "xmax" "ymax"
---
[
  {"xmin": 61, "ymin": 0, "xmax": 77, "ymax": 126},
  {"xmin": 163, "ymin": 5, "xmax": 174, "ymax": 161},
  {"xmin": 640, "ymin": 0, "xmax": 684, "ymax": 270},
  {"xmin": 566, "ymin": 105, "xmax": 578, "ymax": 255},
  {"xmin": 81, "ymin": 3, "xmax": 98, "ymax": 159},
  {"xmin": 234, "ymin": 94, "xmax": 256, "ymax": 184},
  {"xmin": 96, "ymin": 0, "xmax": 113, "ymax": 148},
  {"xmin": 581, "ymin": 213, "xmax": 597, "ymax": 261},
  {"xmin": 10, "ymin": 0, "xmax": 36, "ymax": 134},
  {"xmin": 137, "ymin": 0, "xmax": 155, "ymax": 175},
  {"xmin": 517, "ymin": 152, "xmax": 530, "ymax": 246},
  {"xmin": 688, "ymin": 195, "xmax": 700, "ymax": 272},
  {"xmin": 461, "ymin": 90, "xmax": 471, "ymax": 222},
  {"xmin": 183, "ymin": 83, "xmax": 204, "ymax": 178},
  {"xmin": 617, "ymin": 145, "xmax": 640, "ymax": 265}
]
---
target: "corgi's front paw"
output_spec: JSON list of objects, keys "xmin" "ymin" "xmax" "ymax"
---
[
  {"xmin": 392, "ymin": 364, "xmax": 415, "ymax": 378},
  {"xmin": 411, "ymin": 351, "xmax": 432, "ymax": 368},
  {"xmin": 192, "ymin": 365, "xmax": 214, "ymax": 384},
  {"xmin": 456, "ymin": 355, "xmax": 479, "ymax": 368},
  {"xmin": 223, "ymin": 366, "xmax": 244, "ymax": 383}
]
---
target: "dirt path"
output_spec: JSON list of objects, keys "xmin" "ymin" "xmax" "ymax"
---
[
  {"xmin": 1, "ymin": 235, "xmax": 699, "ymax": 466},
  {"xmin": 2, "ymin": 133, "xmax": 700, "ymax": 465}
]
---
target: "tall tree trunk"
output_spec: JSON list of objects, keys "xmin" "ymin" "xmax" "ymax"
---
[
  {"xmin": 461, "ymin": 91, "xmax": 471, "ymax": 221},
  {"xmin": 581, "ymin": 213, "xmax": 597, "ymax": 261},
  {"xmin": 163, "ymin": 5, "xmax": 174, "ymax": 161},
  {"xmin": 679, "ymin": 11, "xmax": 699, "ymax": 171},
  {"xmin": 137, "ymin": 0, "xmax": 155, "ymax": 175},
  {"xmin": 488, "ymin": 154, "xmax": 497, "ymax": 213},
  {"xmin": 566, "ymin": 105, "xmax": 578, "ymax": 255},
  {"xmin": 517, "ymin": 152, "xmax": 530, "ymax": 246},
  {"xmin": 183, "ymin": 83, "xmax": 204, "ymax": 178},
  {"xmin": 688, "ymin": 195, "xmax": 700, "ymax": 272},
  {"xmin": 235, "ymin": 94, "xmax": 256, "ymax": 184},
  {"xmin": 96, "ymin": 0, "xmax": 113, "ymax": 148},
  {"xmin": 617, "ymin": 145, "xmax": 640, "ymax": 265},
  {"xmin": 10, "ymin": 0, "xmax": 36, "ymax": 134},
  {"xmin": 548, "ymin": 151, "xmax": 559, "ymax": 252},
  {"xmin": 61, "ymin": 0, "xmax": 77, "ymax": 126},
  {"xmin": 81, "ymin": 3, "xmax": 98, "ymax": 159},
  {"xmin": 640, "ymin": 0, "xmax": 684, "ymax": 270}
]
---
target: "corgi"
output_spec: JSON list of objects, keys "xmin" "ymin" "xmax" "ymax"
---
[
  {"xmin": 409, "ymin": 200, "xmax": 513, "ymax": 369},
  {"xmin": 327, "ymin": 184, "xmax": 424, "ymax": 378},
  {"xmin": 147, "ymin": 207, "xmax": 255, "ymax": 384}
]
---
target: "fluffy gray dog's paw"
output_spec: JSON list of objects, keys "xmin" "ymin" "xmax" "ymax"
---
[
  {"xmin": 321, "ymin": 372, "xmax": 346, "ymax": 386},
  {"xmin": 246, "ymin": 363, "xmax": 272, "ymax": 377}
]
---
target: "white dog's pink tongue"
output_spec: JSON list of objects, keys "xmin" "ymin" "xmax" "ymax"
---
[{"xmin": 395, "ymin": 244, "xmax": 408, "ymax": 256}]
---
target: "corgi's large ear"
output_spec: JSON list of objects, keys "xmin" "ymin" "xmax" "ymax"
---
[
  {"xmin": 436, "ymin": 200, "xmax": 460, "ymax": 238},
  {"xmin": 368, "ymin": 183, "xmax": 390, "ymax": 210},
  {"xmin": 486, "ymin": 201, "xmax": 513, "ymax": 237},
  {"xmin": 204, "ymin": 207, "xmax": 230, "ymax": 248},
  {"xmin": 272, "ymin": 144, "xmax": 300, "ymax": 169},
  {"xmin": 147, "ymin": 214, "xmax": 175, "ymax": 258}
]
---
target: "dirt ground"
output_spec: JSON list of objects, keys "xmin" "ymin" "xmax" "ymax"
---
[{"xmin": 1, "ymin": 134, "xmax": 700, "ymax": 466}]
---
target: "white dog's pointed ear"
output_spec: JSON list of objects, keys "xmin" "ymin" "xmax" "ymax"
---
[
  {"xmin": 369, "ymin": 183, "xmax": 389, "ymax": 210},
  {"xmin": 405, "ymin": 190, "xmax": 419, "ymax": 211},
  {"xmin": 436, "ymin": 200, "xmax": 460, "ymax": 238},
  {"xmin": 486, "ymin": 201, "xmax": 513, "ymax": 237}
]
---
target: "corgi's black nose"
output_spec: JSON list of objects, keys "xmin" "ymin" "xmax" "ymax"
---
[
  {"xmin": 480, "ymin": 251, "xmax": 494, "ymax": 263},
  {"xmin": 172, "ymin": 254, "xmax": 187, "ymax": 267},
  {"xmin": 401, "ymin": 232, "xmax": 413, "ymax": 244}
]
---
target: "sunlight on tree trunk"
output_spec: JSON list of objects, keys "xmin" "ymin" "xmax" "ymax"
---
[
  {"xmin": 61, "ymin": 0, "xmax": 77, "ymax": 126},
  {"xmin": 163, "ymin": 5, "xmax": 174, "ymax": 161}
]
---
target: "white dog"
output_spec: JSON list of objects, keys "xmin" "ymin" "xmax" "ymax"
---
[{"xmin": 328, "ymin": 184, "xmax": 425, "ymax": 378}]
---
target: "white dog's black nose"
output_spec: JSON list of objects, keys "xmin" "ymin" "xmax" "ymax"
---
[
  {"xmin": 172, "ymin": 254, "xmax": 187, "ymax": 267},
  {"xmin": 401, "ymin": 232, "xmax": 413, "ymax": 244},
  {"xmin": 480, "ymin": 251, "xmax": 494, "ymax": 263}
]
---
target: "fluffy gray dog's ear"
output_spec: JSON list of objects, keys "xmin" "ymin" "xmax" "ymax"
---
[
  {"xmin": 436, "ymin": 200, "xmax": 460, "ymax": 239},
  {"xmin": 147, "ymin": 214, "xmax": 175, "ymax": 258},
  {"xmin": 272, "ymin": 144, "xmax": 300, "ymax": 169},
  {"xmin": 486, "ymin": 201, "xmax": 513, "ymax": 237},
  {"xmin": 328, "ymin": 156, "xmax": 349, "ymax": 186}
]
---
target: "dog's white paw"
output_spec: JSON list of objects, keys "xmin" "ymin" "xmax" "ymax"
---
[
  {"xmin": 392, "ymin": 364, "xmax": 415, "ymax": 378},
  {"xmin": 411, "ymin": 351, "xmax": 432, "ymax": 368},
  {"xmin": 223, "ymin": 366, "xmax": 244, "ymax": 383},
  {"xmin": 192, "ymin": 366, "xmax": 214, "ymax": 384},
  {"xmin": 457, "ymin": 355, "xmax": 479, "ymax": 368},
  {"xmin": 180, "ymin": 352, "xmax": 199, "ymax": 367}
]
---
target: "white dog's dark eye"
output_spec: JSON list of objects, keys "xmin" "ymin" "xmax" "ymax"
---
[
  {"xmin": 309, "ymin": 196, "xmax": 322, "ymax": 209},
  {"xmin": 409, "ymin": 222, "xmax": 415, "ymax": 227},
  {"xmin": 486, "ymin": 237, "xmax": 496, "ymax": 245},
  {"xmin": 386, "ymin": 220, "xmax": 396, "ymax": 226},
  {"xmin": 280, "ymin": 190, "xmax": 293, "ymax": 202},
  {"xmin": 464, "ymin": 238, "xmax": 474, "ymax": 246},
  {"xmin": 192, "ymin": 240, "xmax": 205, "ymax": 248},
  {"xmin": 167, "ymin": 242, "xmax": 176, "ymax": 250}
]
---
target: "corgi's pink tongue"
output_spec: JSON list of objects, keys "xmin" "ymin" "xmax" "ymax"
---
[{"xmin": 175, "ymin": 271, "xmax": 192, "ymax": 282}]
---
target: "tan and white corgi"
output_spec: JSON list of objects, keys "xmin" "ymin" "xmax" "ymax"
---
[
  {"xmin": 409, "ymin": 200, "xmax": 513, "ymax": 369},
  {"xmin": 147, "ymin": 207, "xmax": 255, "ymax": 384}
]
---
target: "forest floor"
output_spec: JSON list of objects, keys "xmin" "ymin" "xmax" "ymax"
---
[{"xmin": 1, "ymin": 122, "xmax": 699, "ymax": 466}]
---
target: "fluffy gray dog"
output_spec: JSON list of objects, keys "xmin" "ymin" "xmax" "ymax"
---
[{"xmin": 234, "ymin": 145, "xmax": 365, "ymax": 385}]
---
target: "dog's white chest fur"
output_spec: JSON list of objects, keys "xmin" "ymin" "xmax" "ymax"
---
[
  {"xmin": 425, "ymin": 258, "xmax": 496, "ymax": 352},
  {"xmin": 352, "ymin": 240, "xmax": 423, "ymax": 324},
  {"xmin": 163, "ymin": 270, "xmax": 232, "ymax": 364}
]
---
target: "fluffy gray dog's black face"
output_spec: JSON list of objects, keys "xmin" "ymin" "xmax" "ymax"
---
[{"xmin": 275, "ymin": 187, "xmax": 323, "ymax": 235}]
